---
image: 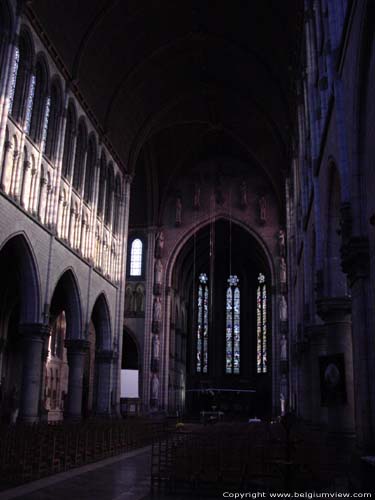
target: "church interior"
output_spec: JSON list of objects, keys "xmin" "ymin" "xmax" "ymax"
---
[{"xmin": 0, "ymin": 0, "xmax": 375, "ymax": 497}]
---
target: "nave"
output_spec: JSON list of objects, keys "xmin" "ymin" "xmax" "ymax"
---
[{"xmin": 0, "ymin": 418, "xmax": 362, "ymax": 498}]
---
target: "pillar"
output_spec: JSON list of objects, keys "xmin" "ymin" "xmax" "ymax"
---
[
  {"xmin": 307, "ymin": 324, "xmax": 328, "ymax": 428},
  {"xmin": 316, "ymin": 297, "xmax": 355, "ymax": 438},
  {"xmin": 18, "ymin": 323, "xmax": 50, "ymax": 423},
  {"xmin": 95, "ymin": 350, "xmax": 114, "ymax": 416},
  {"xmin": 65, "ymin": 339, "xmax": 89, "ymax": 420},
  {"xmin": 341, "ymin": 233, "xmax": 375, "ymax": 450}
]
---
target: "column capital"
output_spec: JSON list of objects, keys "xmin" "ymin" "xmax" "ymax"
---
[
  {"xmin": 19, "ymin": 323, "xmax": 50, "ymax": 340},
  {"xmin": 65, "ymin": 338, "xmax": 90, "ymax": 352},
  {"xmin": 316, "ymin": 296, "xmax": 351, "ymax": 323},
  {"xmin": 96, "ymin": 349, "xmax": 116, "ymax": 361},
  {"xmin": 341, "ymin": 236, "xmax": 370, "ymax": 286}
]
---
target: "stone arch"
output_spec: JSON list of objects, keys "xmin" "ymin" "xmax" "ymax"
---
[
  {"xmin": 122, "ymin": 327, "xmax": 140, "ymax": 370},
  {"xmin": 29, "ymin": 52, "xmax": 50, "ymax": 143},
  {"xmin": 161, "ymin": 216, "xmax": 276, "ymax": 416},
  {"xmin": 49, "ymin": 268, "xmax": 82, "ymax": 340},
  {"xmin": 90, "ymin": 292, "xmax": 112, "ymax": 351},
  {"xmin": 0, "ymin": 232, "xmax": 41, "ymax": 324},
  {"xmin": 45, "ymin": 76, "xmax": 63, "ymax": 161},
  {"xmin": 165, "ymin": 214, "xmax": 276, "ymax": 288},
  {"xmin": 11, "ymin": 26, "xmax": 35, "ymax": 123}
]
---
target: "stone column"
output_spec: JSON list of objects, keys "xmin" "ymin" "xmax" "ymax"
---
[
  {"xmin": 316, "ymin": 297, "xmax": 355, "ymax": 438},
  {"xmin": 341, "ymin": 232, "xmax": 375, "ymax": 450},
  {"xmin": 95, "ymin": 350, "xmax": 114, "ymax": 416},
  {"xmin": 18, "ymin": 323, "xmax": 50, "ymax": 423},
  {"xmin": 65, "ymin": 339, "xmax": 89, "ymax": 420},
  {"xmin": 307, "ymin": 324, "xmax": 328, "ymax": 428}
]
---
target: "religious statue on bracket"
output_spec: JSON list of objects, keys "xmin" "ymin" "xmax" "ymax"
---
[
  {"xmin": 151, "ymin": 334, "xmax": 160, "ymax": 372},
  {"xmin": 175, "ymin": 195, "xmax": 182, "ymax": 227},
  {"xmin": 279, "ymin": 295, "xmax": 288, "ymax": 323},
  {"xmin": 279, "ymin": 257, "xmax": 287, "ymax": 285},
  {"xmin": 152, "ymin": 296, "xmax": 162, "ymax": 333},
  {"xmin": 278, "ymin": 229, "xmax": 286, "ymax": 257},
  {"xmin": 155, "ymin": 230, "xmax": 164, "ymax": 259},
  {"xmin": 239, "ymin": 179, "xmax": 248, "ymax": 209},
  {"xmin": 280, "ymin": 333, "xmax": 288, "ymax": 361},
  {"xmin": 258, "ymin": 194, "xmax": 267, "ymax": 225},
  {"xmin": 280, "ymin": 374, "xmax": 288, "ymax": 416},
  {"xmin": 193, "ymin": 182, "xmax": 201, "ymax": 210},
  {"xmin": 153, "ymin": 259, "xmax": 163, "ymax": 295},
  {"xmin": 134, "ymin": 284, "xmax": 145, "ymax": 315},
  {"xmin": 150, "ymin": 373, "xmax": 160, "ymax": 408}
]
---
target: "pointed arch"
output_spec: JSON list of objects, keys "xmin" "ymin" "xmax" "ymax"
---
[
  {"xmin": 97, "ymin": 152, "xmax": 107, "ymax": 216},
  {"xmin": 90, "ymin": 292, "xmax": 112, "ymax": 350},
  {"xmin": 29, "ymin": 53, "xmax": 49, "ymax": 143},
  {"xmin": 49, "ymin": 268, "xmax": 82, "ymax": 340},
  {"xmin": 84, "ymin": 133, "xmax": 97, "ymax": 202},
  {"xmin": 73, "ymin": 118, "xmax": 88, "ymax": 191},
  {"xmin": 10, "ymin": 27, "xmax": 35, "ymax": 124},
  {"xmin": 105, "ymin": 162, "xmax": 114, "ymax": 225},
  {"xmin": 62, "ymin": 100, "xmax": 77, "ymax": 179},
  {"xmin": 0, "ymin": 232, "xmax": 41, "ymax": 323},
  {"xmin": 44, "ymin": 76, "xmax": 63, "ymax": 160}
]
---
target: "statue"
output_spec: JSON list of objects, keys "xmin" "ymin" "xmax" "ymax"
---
[
  {"xmin": 280, "ymin": 375, "xmax": 288, "ymax": 416},
  {"xmin": 193, "ymin": 183, "xmax": 201, "ymax": 210},
  {"xmin": 280, "ymin": 334, "xmax": 288, "ymax": 360},
  {"xmin": 278, "ymin": 229, "xmax": 286, "ymax": 257},
  {"xmin": 258, "ymin": 195, "xmax": 267, "ymax": 224},
  {"xmin": 135, "ymin": 285, "xmax": 144, "ymax": 313},
  {"xmin": 239, "ymin": 180, "xmax": 248, "ymax": 208},
  {"xmin": 152, "ymin": 335, "xmax": 160, "ymax": 360},
  {"xmin": 175, "ymin": 196, "xmax": 182, "ymax": 226},
  {"xmin": 155, "ymin": 231, "xmax": 164, "ymax": 258},
  {"xmin": 125, "ymin": 285, "xmax": 133, "ymax": 313},
  {"xmin": 279, "ymin": 295, "xmax": 288, "ymax": 322},
  {"xmin": 151, "ymin": 373, "xmax": 160, "ymax": 400},
  {"xmin": 279, "ymin": 257, "xmax": 287, "ymax": 284},
  {"xmin": 153, "ymin": 297, "xmax": 162, "ymax": 322},
  {"xmin": 154, "ymin": 259, "xmax": 163, "ymax": 285}
]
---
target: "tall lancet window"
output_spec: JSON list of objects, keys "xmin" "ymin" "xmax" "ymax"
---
[
  {"xmin": 226, "ymin": 275, "xmax": 240, "ymax": 374},
  {"xmin": 8, "ymin": 47, "xmax": 20, "ymax": 113},
  {"xmin": 196, "ymin": 272, "xmax": 208, "ymax": 374},
  {"xmin": 257, "ymin": 273, "xmax": 267, "ymax": 373}
]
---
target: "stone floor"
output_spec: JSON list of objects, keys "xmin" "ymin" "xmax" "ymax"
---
[{"xmin": 0, "ymin": 447, "xmax": 152, "ymax": 500}]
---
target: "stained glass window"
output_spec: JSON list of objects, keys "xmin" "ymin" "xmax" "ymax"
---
[
  {"xmin": 24, "ymin": 74, "xmax": 36, "ymax": 134},
  {"xmin": 257, "ymin": 273, "xmax": 267, "ymax": 373},
  {"xmin": 8, "ymin": 47, "xmax": 20, "ymax": 114},
  {"xmin": 196, "ymin": 272, "xmax": 208, "ymax": 373},
  {"xmin": 41, "ymin": 96, "xmax": 51, "ymax": 154},
  {"xmin": 130, "ymin": 239, "xmax": 142, "ymax": 276},
  {"xmin": 226, "ymin": 275, "xmax": 240, "ymax": 374}
]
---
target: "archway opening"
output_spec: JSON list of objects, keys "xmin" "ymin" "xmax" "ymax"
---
[
  {"xmin": 90, "ymin": 294, "xmax": 112, "ymax": 416},
  {"xmin": 0, "ymin": 235, "xmax": 40, "ymax": 423},
  {"xmin": 45, "ymin": 270, "xmax": 81, "ymax": 420},
  {"xmin": 121, "ymin": 330, "xmax": 139, "ymax": 401},
  {"xmin": 170, "ymin": 219, "xmax": 272, "ymax": 418}
]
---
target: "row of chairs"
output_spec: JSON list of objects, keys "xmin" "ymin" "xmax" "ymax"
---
[
  {"xmin": 0, "ymin": 418, "xmax": 161, "ymax": 487},
  {"xmin": 151, "ymin": 422, "xmax": 347, "ymax": 493}
]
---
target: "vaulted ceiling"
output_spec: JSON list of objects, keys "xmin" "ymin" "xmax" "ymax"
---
[{"xmin": 27, "ymin": 0, "xmax": 303, "ymax": 223}]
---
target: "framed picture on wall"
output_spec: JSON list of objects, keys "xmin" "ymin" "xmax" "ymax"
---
[{"xmin": 319, "ymin": 354, "xmax": 347, "ymax": 406}]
